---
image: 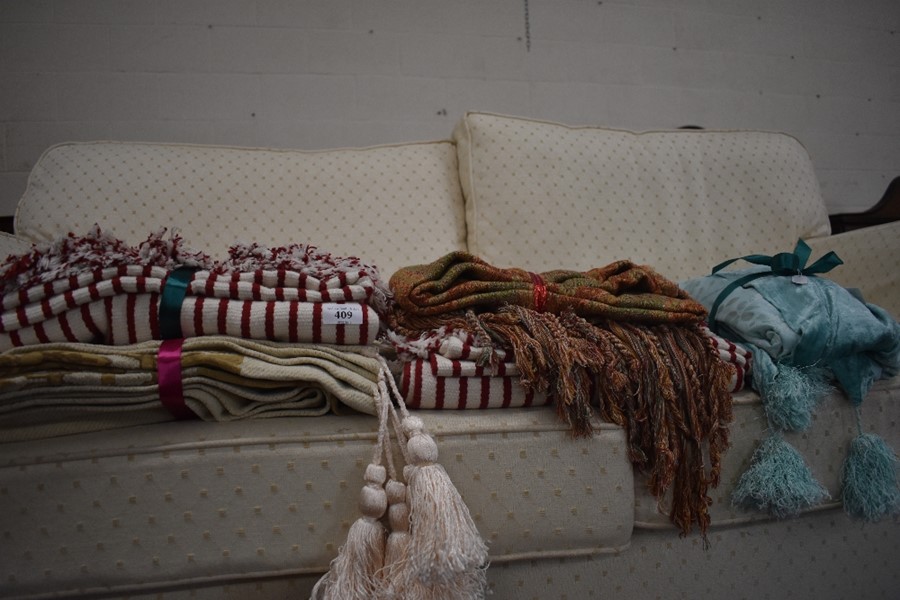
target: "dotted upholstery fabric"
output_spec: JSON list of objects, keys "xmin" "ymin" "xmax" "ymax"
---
[
  {"xmin": 807, "ymin": 221, "xmax": 900, "ymax": 318},
  {"xmin": 485, "ymin": 509, "xmax": 900, "ymax": 600},
  {"xmin": 61, "ymin": 510, "xmax": 900, "ymax": 600},
  {"xmin": 29, "ymin": 508, "xmax": 899, "ymax": 600},
  {"xmin": 15, "ymin": 141, "xmax": 468, "ymax": 279},
  {"xmin": 0, "ymin": 411, "xmax": 634, "ymax": 598},
  {"xmin": 454, "ymin": 112, "xmax": 832, "ymax": 281}
]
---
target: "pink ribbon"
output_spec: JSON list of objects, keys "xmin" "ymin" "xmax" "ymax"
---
[{"xmin": 157, "ymin": 338, "xmax": 194, "ymax": 420}]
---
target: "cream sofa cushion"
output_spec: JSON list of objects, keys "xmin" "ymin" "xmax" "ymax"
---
[
  {"xmin": 0, "ymin": 410, "xmax": 634, "ymax": 598},
  {"xmin": 454, "ymin": 112, "xmax": 831, "ymax": 281},
  {"xmin": 27, "ymin": 507, "xmax": 900, "ymax": 600},
  {"xmin": 807, "ymin": 222, "xmax": 900, "ymax": 319},
  {"xmin": 15, "ymin": 141, "xmax": 468, "ymax": 278}
]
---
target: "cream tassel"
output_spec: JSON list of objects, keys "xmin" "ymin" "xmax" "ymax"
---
[
  {"xmin": 311, "ymin": 463, "xmax": 388, "ymax": 599},
  {"xmin": 379, "ymin": 478, "xmax": 413, "ymax": 598},
  {"xmin": 311, "ymin": 373, "xmax": 394, "ymax": 600},
  {"xmin": 402, "ymin": 416, "xmax": 488, "ymax": 596},
  {"xmin": 378, "ymin": 356, "xmax": 489, "ymax": 598},
  {"xmin": 378, "ymin": 392, "xmax": 413, "ymax": 598}
]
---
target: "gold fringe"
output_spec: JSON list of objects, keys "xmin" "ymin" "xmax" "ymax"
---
[{"xmin": 391, "ymin": 305, "xmax": 735, "ymax": 540}]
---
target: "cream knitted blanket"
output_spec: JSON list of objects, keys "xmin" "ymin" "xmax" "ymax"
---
[{"xmin": 0, "ymin": 337, "xmax": 381, "ymax": 441}]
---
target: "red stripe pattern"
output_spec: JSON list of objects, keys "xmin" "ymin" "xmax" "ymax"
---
[
  {"xmin": 1, "ymin": 265, "xmax": 384, "ymax": 350},
  {"xmin": 400, "ymin": 354, "xmax": 550, "ymax": 410},
  {"xmin": 701, "ymin": 326, "xmax": 752, "ymax": 393}
]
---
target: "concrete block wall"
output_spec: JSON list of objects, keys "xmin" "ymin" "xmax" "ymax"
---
[{"xmin": 1, "ymin": 0, "xmax": 898, "ymax": 217}]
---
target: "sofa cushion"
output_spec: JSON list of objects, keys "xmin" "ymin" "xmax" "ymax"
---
[
  {"xmin": 807, "ymin": 222, "xmax": 900, "ymax": 319},
  {"xmin": 0, "ymin": 409, "xmax": 634, "ymax": 598},
  {"xmin": 15, "ymin": 141, "xmax": 468, "ymax": 279},
  {"xmin": 453, "ymin": 112, "xmax": 831, "ymax": 282}
]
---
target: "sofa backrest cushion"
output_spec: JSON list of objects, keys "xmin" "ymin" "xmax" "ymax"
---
[
  {"xmin": 15, "ymin": 140, "xmax": 468, "ymax": 278},
  {"xmin": 454, "ymin": 112, "xmax": 831, "ymax": 281}
]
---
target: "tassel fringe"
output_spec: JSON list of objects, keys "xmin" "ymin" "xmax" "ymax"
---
[
  {"xmin": 313, "ymin": 357, "xmax": 488, "ymax": 600},
  {"xmin": 402, "ymin": 415, "xmax": 489, "ymax": 591},
  {"xmin": 313, "ymin": 463, "xmax": 389, "ymax": 599},
  {"xmin": 391, "ymin": 305, "xmax": 734, "ymax": 540},
  {"xmin": 732, "ymin": 433, "xmax": 830, "ymax": 519},
  {"xmin": 841, "ymin": 431, "xmax": 900, "ymax": 522},
  {"xmin": 737, "ymin": 362, "xmax": 895, "ymax": 523},
  {"xmin": 760, "ymin": 363, "xmax": 832, "ymax": 432}
]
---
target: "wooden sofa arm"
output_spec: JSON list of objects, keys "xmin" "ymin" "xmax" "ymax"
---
[{"xmin": 828, "ymin": 176, "xmax": 900, "ymax": 233}]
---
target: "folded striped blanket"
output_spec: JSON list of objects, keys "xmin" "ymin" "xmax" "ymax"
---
[
  {"xmin": 0, "ymin": 337, "xmax": 381, "ymax": 441},
  {"xmin": 702, "ymin": 325, "xmax": 752, "ymax": 392},
  {"xmin": 400, "ymin": 353, "xmax": 551, "ymax": 410},
  {"xmin": 0, "ymin": 226, "xmax": 389, "ymax": 350}
]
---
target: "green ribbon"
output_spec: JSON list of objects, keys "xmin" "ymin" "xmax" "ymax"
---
[
  {"xmin": 707, "ymin": 239, "xmax": 843, "ymax": 333},
  {"xmin": 159, "ymin": 267, "xmax": 198, "ymax": 340}
]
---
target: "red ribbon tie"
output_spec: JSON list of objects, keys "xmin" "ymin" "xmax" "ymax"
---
[{"xmin": 530, "ymin": 272, "xmax": 548, "ymax": 313}]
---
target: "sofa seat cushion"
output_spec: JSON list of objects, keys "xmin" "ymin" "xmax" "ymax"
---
[
  {"xmin": 453, "ymin": 112, "xmax": 831, "ymax": 282},
  {"xmin": 0, "ymin": 408, "xmax": 634, "ymax": 599},
  {"xmin": 15, "ymin": 140, "xmax": 468, "ymax": 279},
  {"xmin": 633, "ymin": 376, "xmax": 900, "ymax": 529}
]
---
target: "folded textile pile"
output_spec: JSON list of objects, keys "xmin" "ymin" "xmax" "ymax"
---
[
  {"xmin": 1, "ymin": 228, "xmax": 492, "ymax": 598},
  {"xmin": 0, "ymin": 226, "xmax": 388, "ymax": 350},
  {"xmin": 391, "ymin": 324, "xmax": 749, "ymax": 410},
  {"xmin": 400, "ymin": 352, "xmax": 551, "ymax": 410},
  {"xmin": 0, "ymin": 226, "xmax": 395, "ymax": 439},
  {"xmin": 681, "ymin": 240, "xmax": 900, "ymax": 522},
  {"xmin": 390, "ymin": 326, "xmax": 549, "ymax": 410},
  {"xmin": 388, "ymin": 251, "xmax": 737, "ymax": 538},
  {"xmin": 0, "ymin": 337, "xmax": 382, "ymax": 441}
]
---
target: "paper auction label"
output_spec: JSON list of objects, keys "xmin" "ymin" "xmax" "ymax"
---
[{"xmin": 322, "ymin": 303, "xmax": 364, "ymax": 325}]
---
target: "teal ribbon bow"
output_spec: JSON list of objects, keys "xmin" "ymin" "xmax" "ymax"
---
[{"xmin": 707, "ymin": 240, "xmax": 843, "ymax": 332}]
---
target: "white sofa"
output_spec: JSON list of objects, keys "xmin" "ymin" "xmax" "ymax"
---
[{"xmin": 1, "ymin": 112, "xmax": 898, "ymax": 600}]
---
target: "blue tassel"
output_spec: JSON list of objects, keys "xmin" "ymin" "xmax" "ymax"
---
[
  {"xmin": 762, "ymin": 363, "xmax": 832, "ymax": 432},
  {"xmin": 841, "ymin": 433, "xmax": 900, "ymax": 522},
  {"xmin": 732, "ymin": 433, "xmax": 830, "ymax": 519}
]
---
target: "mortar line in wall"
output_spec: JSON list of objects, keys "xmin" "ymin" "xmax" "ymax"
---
[{"xmin": 1, "ymin": 122, "xmax": 7, "ymax": 172}]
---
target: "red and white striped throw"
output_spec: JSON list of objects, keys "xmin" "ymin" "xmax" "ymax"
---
[
  {"xmin": 400, "ymin": 353, "xmax": 550, "ymax": 410},
  {"xmin": 0, "ymin": 227, "xmax": 389, "ymax": 350},
  {"xmin": 388, "ymin": 326, "xmax": 507, "ymax": 362},
  {"xmin": 701, "ymin": 325, "xmax": 752, "ymax": 392}
]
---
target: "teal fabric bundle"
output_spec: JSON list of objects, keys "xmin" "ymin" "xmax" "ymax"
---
[{"xmin": 681, "ymin": 240, "xmax": 900, "ymax": 521}]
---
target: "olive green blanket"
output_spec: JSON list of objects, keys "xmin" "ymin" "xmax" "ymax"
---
[{"xmin": 390, "ymin": 251, "xmax": 707, "ymax": 324}]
